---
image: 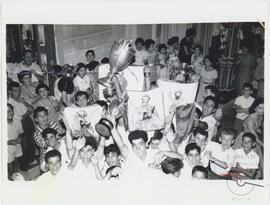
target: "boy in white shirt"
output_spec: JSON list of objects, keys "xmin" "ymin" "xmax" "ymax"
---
[
  {"xmin": 73, "ymin": 63, "xmax": 93, "ymax": 95},
  {"xmin": 133, "ymin": 38, "xmax": 147, "ymax": 66},
  {"xmin": 231, "ymin": 132, "xmax": 260, "ymax": 179},
  {"xmin": 233, "ymin": 83, "xmax": 255, "ymax": 134},
  {"xmin": 200, "ymin": 96, "xmax": 217, "ymax": 141},
  {"xmin": 209, "ymin": 129, "xmax": 236, "ymax": 179}
]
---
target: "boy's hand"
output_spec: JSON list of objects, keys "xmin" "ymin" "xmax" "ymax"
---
[
  {"xmin": 154, "ymin": 151, "xmax": 165, "ymax": 165},
  {"xmin": 166, "ymin": 129, "xmax": 176, "ymax": 143},
  {"xmin": 91, "ymin": 154, "xmax": 99, "ymax": 166},
  {"xmin": 74, "ymin": 137, "xmax": 86, "ymax": 150}
]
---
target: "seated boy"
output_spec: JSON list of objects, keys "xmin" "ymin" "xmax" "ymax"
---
[
  {"xmin": 231, "ymin": 132, "xmax": 260, "ymax": 179},
  {"xmin": 209, "ymin": 130, "xmax": 236, "ymax": 179},
  {"xmin": 7, "ymin": 103, "xmax": 23, "ymax": 180},
  {"xmin": 233, "ymin": 83, "xmax": 255, "ymax": 135},
  {"xmin": 192, "ymin": 165, "xmax": 208, "ymax": 179}
]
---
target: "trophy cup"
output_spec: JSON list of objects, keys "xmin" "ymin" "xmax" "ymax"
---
[{"xmin": 95, "ymin": 39, "xmax": 135, "ymax": 138}]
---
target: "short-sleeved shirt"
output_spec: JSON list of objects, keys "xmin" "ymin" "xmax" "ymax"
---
[
  {"xmin": 234, "ymin": 95, "xmax": 255, "ymax": 120},
  {"xmin": 200, "ymin": 67, "xmax": 218, "ymax": 84},
  {"xmin": 210, "ymin": 142, "xmax": 235, "ymax": 176},
  {"xmin": 134, "ymin": 49, "xmax": 147, "ymax": 65},
  {"xmin": 200, "ymin": 115, "xmax": 216, "ymax": 141},
  {"xmin": 73, "ymin": 75, "xmax": 91, "ymax": 92},
  {"xmin": 234, "ymin": 148, "xmax": 259, "ymax": 170}
]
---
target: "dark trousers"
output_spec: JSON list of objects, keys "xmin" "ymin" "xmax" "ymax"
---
[{"xmin": 20, "ymin": 116, "xmax": 36, "ymax": 171}]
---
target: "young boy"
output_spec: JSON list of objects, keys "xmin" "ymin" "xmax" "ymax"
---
[
  {"xmin": 203, "ymin": 85, "xmax": 223, "ymax": 127},
  {"xmin": 133, "ymin": 37, "xmax": 148, "ymax": 66},
  {"xmin": 38, "ymin": 149, "xmax": 67, "ymax": 182},
  {"xmin": 40, "ymin": 128, "xmax": 68, "ymax": 172},
  {"xmin": 7, "ymin": 103, "xmax": 23, "ymax": 180},
  {"xmin": 200, "ymin": 96, "xmax": 218, "ymax": 141},
  {"xmin": 181, "ymin": 143, "xmax": 201, "ymax": 179},
  {"xmin": 231, "ymin": 132, "xmax": 260, "ymax": 179},
  {"xmin": 33, "ymin": 107, "xmax": 63, "ymax": 158},
  {"xmin": 233, "ymin": 83, "xmax": 255, "ymax": 134},
  {"xmin": 209, "ymin": 130, "xmax": 236, "ymax": 179},
  {"xmin": 192, "ymin": 165, "xmax": 208, "ymax": 179}
]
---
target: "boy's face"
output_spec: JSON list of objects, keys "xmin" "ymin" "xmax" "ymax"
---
[
  {"xmin": 86, "ymin": 52, "xmax": 95, "ymax": 62},
  {"xmin": 22, "ymin": 75, "xmax": 32, "ymax": 85},
  {"xmin": 76, "ymin": 94, "xmax": 88, "ymax": 107},
  {"xmin": 255, "ymin": 104, "xmax": 264, "ymax": 116},
  {"xmin": 38, "ymin": 87, "xmax": 48, "ymax": 98},
  {"xmin": 148, "ymin": 44, "xmax": 155, "ymax": 52},
  {"xmin": 36, "ymin": 111, "xmax": 48, "ymax": 126},
  {"xmin": 242, "ymin": 87, "xmax": 251, "ymax": 98},
  {"xmin": 10, "ymin": 86, "xmax": 21, "ymax": 100},
  {"xmin": 79, "ymin": 145, "xmax": 95, "ymax": 165},
  {"xmin": 194, "ymin": 47, "xmax": 201, "ymax": 56},
  {"xmin": 47, "ymin": 156, "xmax": 62, "ymax": 176},
  {"xmin": 220, "ymin": 134, "xmax": 234, "ymax": 150},
  {"xmin": 202, "ymin": 99, "xmax": 216, "ymax": 117},
  {"xmin": 160, "ymin": 48, "xmax": 166, "ymax": 55},
  {"xmin": 150, "ymin": 139, "xmax": 161, "ymax": 149},
  {"xmin": 192, "ymin": 171, "xmax": 206, "ymax": 179},
  {"xmin": 78, "ymin": 67, "xmax": 86, "ymax": 78},
  {"xmin": 132, "ymin": 138, "xmax": 147, "ymax": 159},
  {"xmin": 106, "ymin": 152, "xmax": 120, "ymax": 167},
  {"xmin": 194, "ymin": 133, "xmax": 207, "ymax": 148},
  {"xmin": 187, "ymin": 149, "xmax": 200, "ymax": 168},
  {"xmin": 242, "ymin": 137, "xmax": 255, "ymax": 154},
  {"xmin": 45, "ymin": 133, "xmax": 57, "ymax": 147},
  {"xmin": 7, "ymin": 106, "xmax": 14, "ymax": 121},
  {"xmin": 136, "ymin": 43, "xmax": 144, "ymax": 51},
  {"xmin": 24, "ymin": 52, "xmax": 33, "ymax": 66},
  {"xmin": 204, "ymin": 58, "xmax": 212, "ymax": 67}
]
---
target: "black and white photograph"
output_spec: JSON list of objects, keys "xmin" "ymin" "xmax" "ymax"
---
[{"xmin": 1, "ymin": 1, "xmax": 269, "ymax": 204}]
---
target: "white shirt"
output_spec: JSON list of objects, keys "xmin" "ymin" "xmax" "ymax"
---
[
  {"xmin": 234, "ymin": 95, "xmax": 255, "ymax": 120},
  {"xmin": 8, "ymin": 98, "xmax": 27, "ymax": 121},
  {"xmin": 210, "ymin": 142, "xmax": 235, "ymax": 176},
  {"xmin": 200, "ymin": 115, "xmax": 216, "ymax": 141},
  {"xmin": 200, "ymin": 141, "xmax": 217, "ymax": 167},
  {"xmin": 234, "ymin": 148, "xmax": 259, "ymax": 170},
  {"xmin": 179, "ymin": 158, "xmax": 193, "ymax": 180},
  {"xmin": 134, "ymin": 49, "xmax": 147, "ymax": 65},
  {"xmin": 73, "ymin": 75, "xmax": 91, "ymax": 92},
  {"xmin": 125, "ymin": 149, "xmax": 157, "ymax": 179}
]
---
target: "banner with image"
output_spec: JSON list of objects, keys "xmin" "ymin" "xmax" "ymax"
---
[
  {"xmin": 127, "ymin": 88, "xmax": 165, "ymax": 132},
  {"xmin": 157, "ymin": 79, "xmax": 199, "ymax": 116}
]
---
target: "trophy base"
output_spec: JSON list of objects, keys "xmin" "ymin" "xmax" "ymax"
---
[{"xmin": 95, "ymin": 118, "xmax": 113, "ymax": 139}]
